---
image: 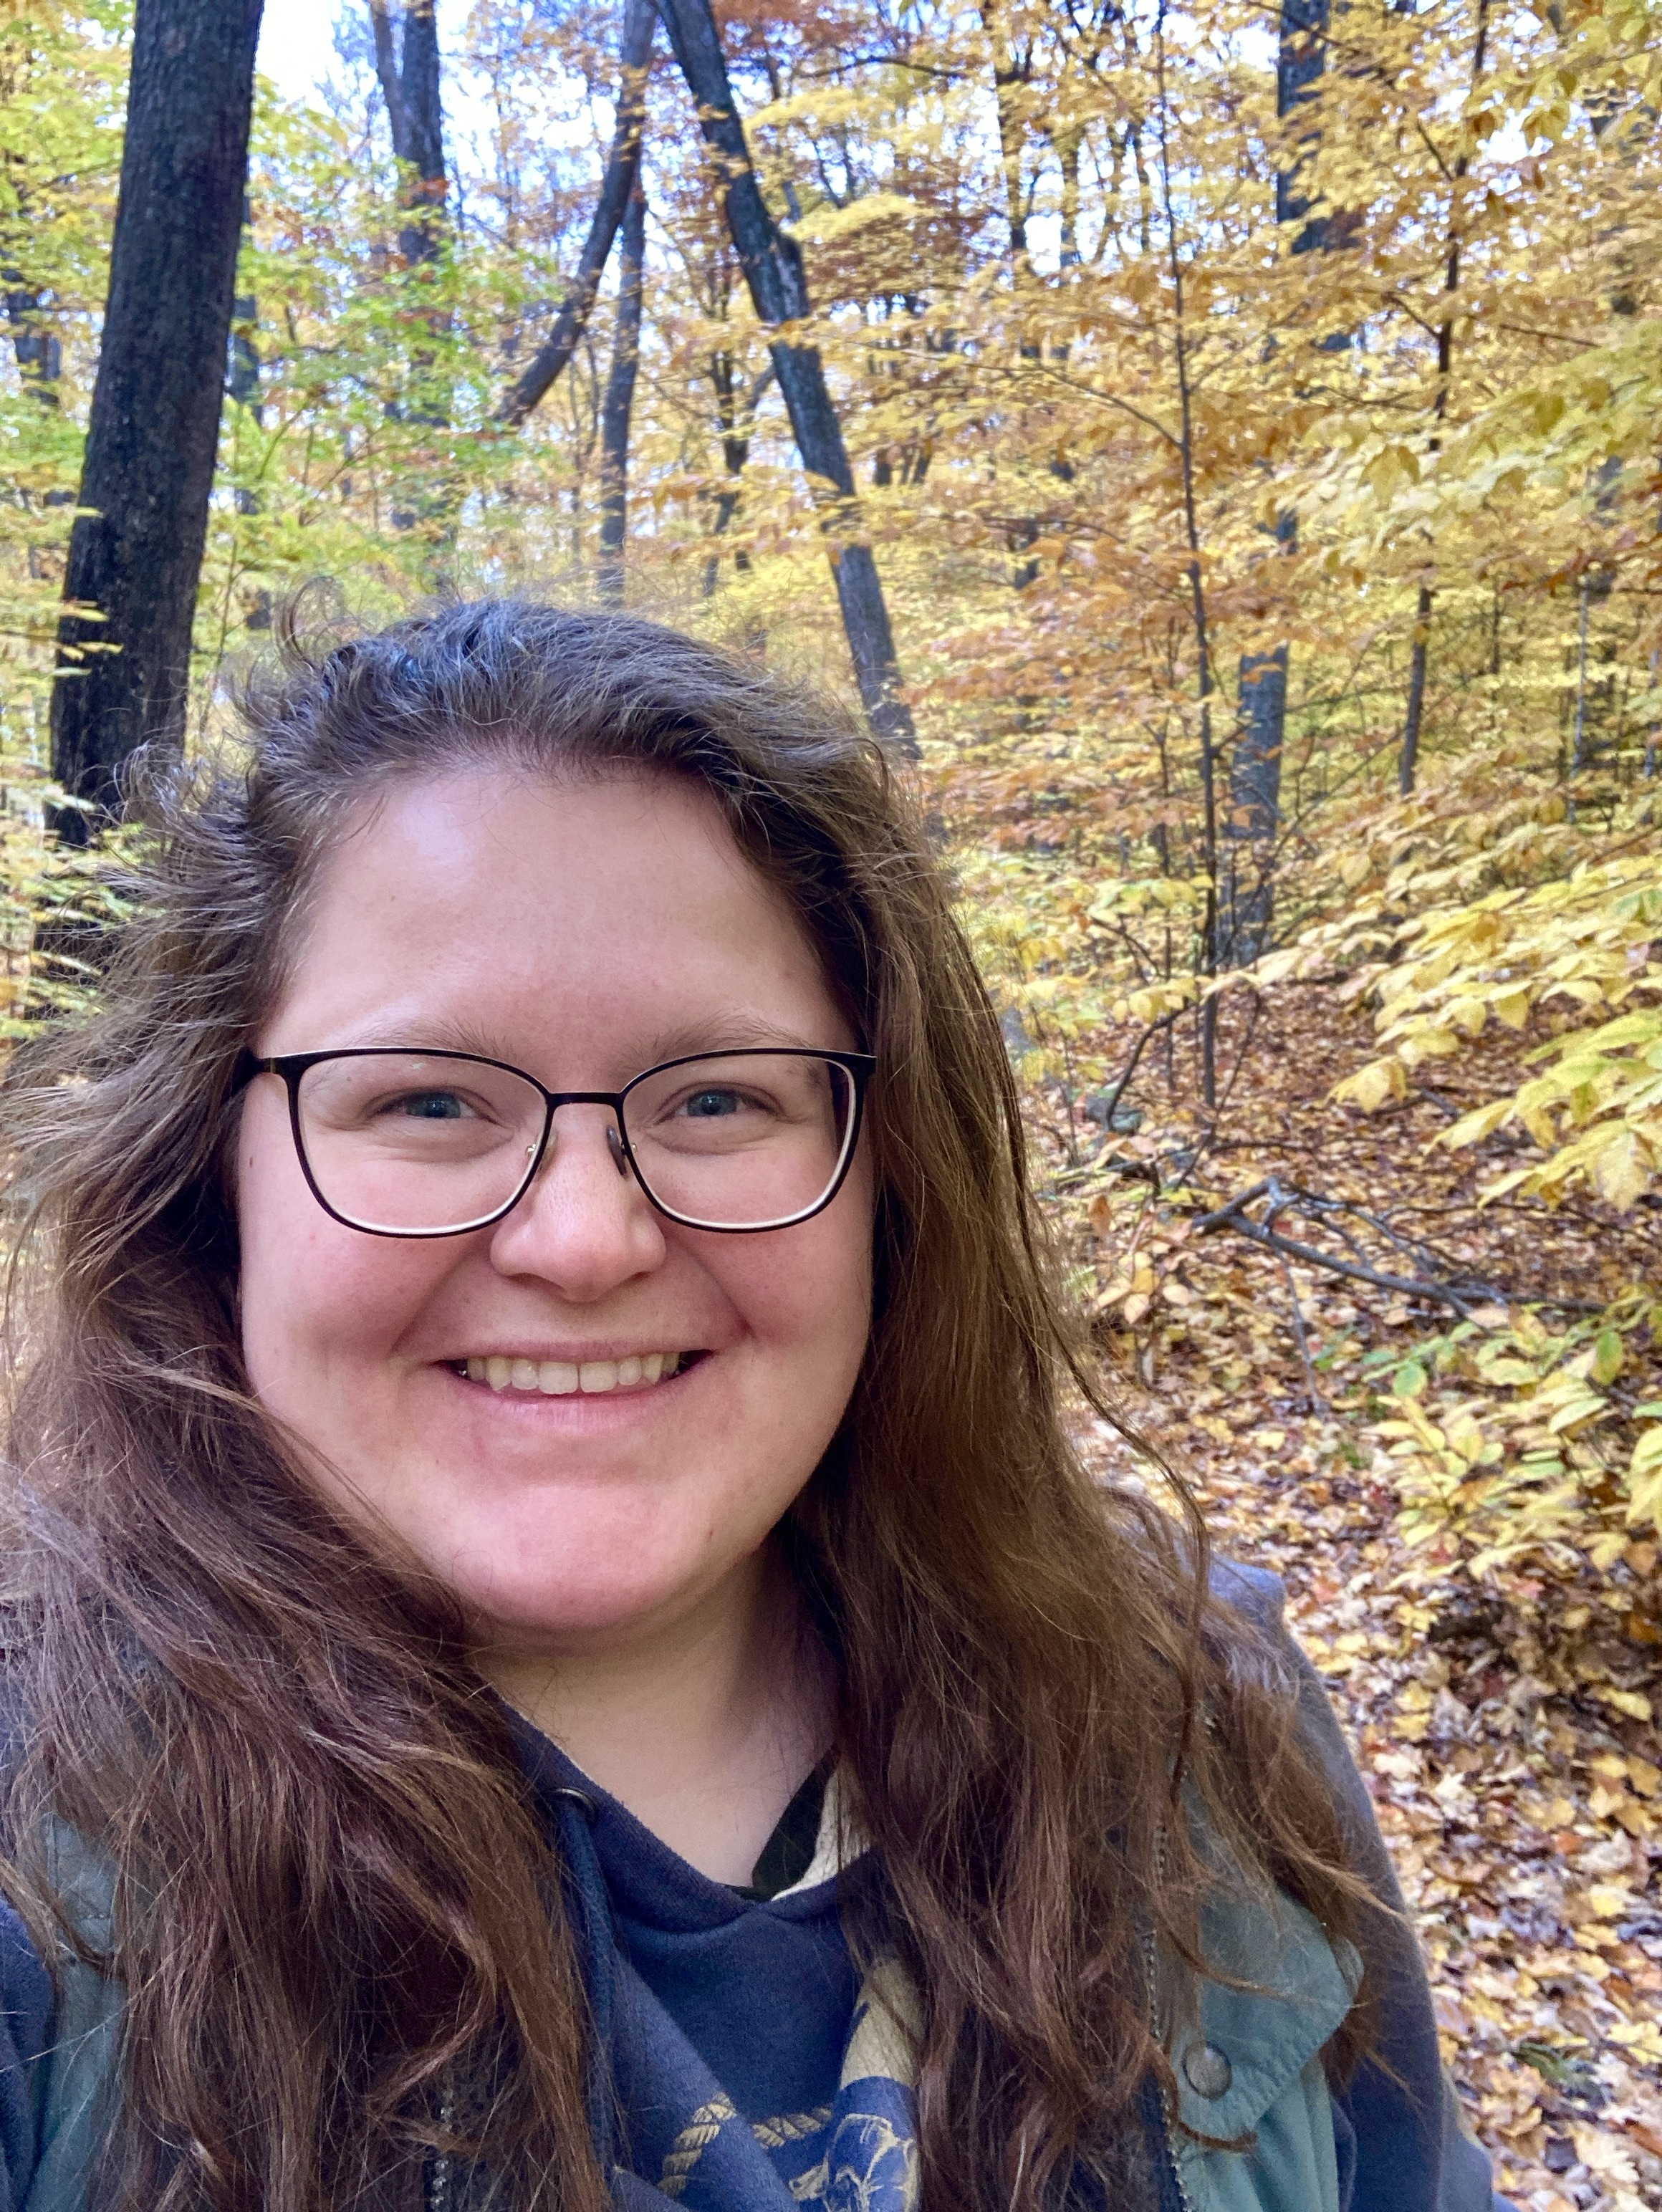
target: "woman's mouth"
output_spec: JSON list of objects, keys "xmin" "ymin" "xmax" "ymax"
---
[{"xmin": 451, "ymin": 1351, "xmax": 701, "ymax": 1396}]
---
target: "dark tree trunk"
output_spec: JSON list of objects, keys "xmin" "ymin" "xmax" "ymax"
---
[
  {"xmin": 229, "ymin": 197, "xmax": 263, "ymax": 521},
  {"xmin": 1223, "ymin": 0, "xmax": 1335, "ymax": 946},
  {"xmin": 4, "ymin": 282, "xmax": 62, "ymax": 398},
  {"xmin": 1224, "ymin": 643, "xmax": 1287, "ymax": 963},
  {"xmin": 1275, "ymin": 0, "xmax": 1331, "ymax": 245},
  {"xmin": 597, "ymin": 177, "xmax": 646, "ymax": 604},
  {"xmin": 1399, "ymin": 583, "xmax": 1433, "ymax": 795},
  {"xmin": 50, "ymin": 0, "xmax": 264, "ymax": 830},
  {"xmin": 1397, "ymin": 0, "xmax": 1488, "ymax": 796},
  {"xmin": 369, "ymin": 0, "xmax": 446, "ymax": 266},
  {"xmin": 499, "ymin": 0, "xmax": 655, "ymax": 428},
  {"xmin": 701, "ymin": 357, "xmax": 771, "ymax": 600},
  {"xmin": 654, "ymin": 0, "xmax": 915, "ymax": 756},
  {"xmin": 370, "ymin": 1, "xmax": 450, "ymax": 541}
]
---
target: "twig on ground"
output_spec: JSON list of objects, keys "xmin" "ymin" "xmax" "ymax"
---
[
  {"xmin": 1277, "ymin": 1249, "xmax": 1331, "ymax": 1416},
  {"xmin": 1193, "ymin": 1176, "xmax": 1512, "ymax": 1317}
]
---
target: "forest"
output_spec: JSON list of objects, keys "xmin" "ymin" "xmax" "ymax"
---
[{"xmin": 0, "ymin": 0, "xmax": 1658, "ymax": 2202}]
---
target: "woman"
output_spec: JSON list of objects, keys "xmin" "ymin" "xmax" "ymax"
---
[{"xmin": 0, "ymin": 601, "xmax": 1500, "ymax": 2212}]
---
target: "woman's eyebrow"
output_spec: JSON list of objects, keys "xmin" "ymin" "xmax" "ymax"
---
[
  {"xmin": 313, "ymin": 1019, "xmax": 512, "ymax": 1059},
  {"xmin": 642, "ymin": 1014, "xmax": 832, "ymax": 1059},
  {"xmin": 291, "ymin": 1013, "xmax": 835, "ymax": 1063}
]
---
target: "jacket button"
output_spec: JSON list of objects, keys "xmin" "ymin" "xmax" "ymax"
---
[{"xmin": 1183, "ymin": 2044, "xmax": 1233, "ymax": 2100}]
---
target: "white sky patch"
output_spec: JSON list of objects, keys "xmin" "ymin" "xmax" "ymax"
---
[
  {"xmin": 257, "ymin": 0, "xmax": 471, "ymax": 110},
  {"xmin": 256, "ymin": 0, "xmax": 585, "ymax": 193}
]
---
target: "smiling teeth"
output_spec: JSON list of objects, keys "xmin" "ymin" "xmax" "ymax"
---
[{"xmin": 465, "ymin": 1352, "xmax": 680, "ymax": 1394}]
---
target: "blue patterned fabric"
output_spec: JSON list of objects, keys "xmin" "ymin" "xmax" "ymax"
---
[{"xmin": 513, "ymin": 1718, "xmax": 921, "ymax": 2211}]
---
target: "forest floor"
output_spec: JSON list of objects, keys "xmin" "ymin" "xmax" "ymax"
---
[{"xmin": 1039, "ymin": 982, "xmax": 1662, "ymax": 2211}]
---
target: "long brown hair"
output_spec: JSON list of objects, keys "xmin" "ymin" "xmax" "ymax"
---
[{"xmin": 3, "ymin": 600, "xmax": 1365, "ymax": 2212}]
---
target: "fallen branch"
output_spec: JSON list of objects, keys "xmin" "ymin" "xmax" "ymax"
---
[{"xmin": 1193, "ymin": 1175, "xmax": 1509, "ymax": 1318}]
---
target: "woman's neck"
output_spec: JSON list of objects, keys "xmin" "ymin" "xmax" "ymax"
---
[{"xmin": 474, "ymin": 1549, "xmax": 832, "ymax": 1885}]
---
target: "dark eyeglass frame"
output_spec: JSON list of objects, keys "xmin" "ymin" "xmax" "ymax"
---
[{"xmin": 234, "ymin": 1044, "xmax": 877, "ymax": 1239}]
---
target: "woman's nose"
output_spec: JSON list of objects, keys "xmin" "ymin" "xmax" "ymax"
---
[{"xmin": 486, "ymin": 1107, "xmax": 665, "ymax": 1296}]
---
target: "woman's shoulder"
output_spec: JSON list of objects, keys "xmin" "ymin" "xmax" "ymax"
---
[
  {"xmin": 0, "ymin": 1888, "xmax": 54, "ymax": 2212},
  {"xmin": 0, "ymin": 1803, "xmax": 125, "ymax": 2212}
]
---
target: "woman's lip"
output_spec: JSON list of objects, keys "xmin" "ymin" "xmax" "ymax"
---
[
  {"xmin": 433, "ymin": 1357, "xmax": 702, "ymax": 1424},
  {"xmin": 438, "ymin": 1347, "xmax": 704, "ymax": 1366}
]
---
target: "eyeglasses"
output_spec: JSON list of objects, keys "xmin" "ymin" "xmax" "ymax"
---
[{"xmin": 235, "ymin": 1046, "xmax": 875, "ymax": 1239}]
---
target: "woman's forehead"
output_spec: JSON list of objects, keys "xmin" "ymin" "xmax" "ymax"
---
[{"xmin": 264, "ymin": 766, "xmax": 850, "ymax": 1069}]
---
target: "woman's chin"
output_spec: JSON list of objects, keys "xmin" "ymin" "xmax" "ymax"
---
[{"xmin": 445, "ymin": 1542, "xmax": 729, "ymax": 1655}]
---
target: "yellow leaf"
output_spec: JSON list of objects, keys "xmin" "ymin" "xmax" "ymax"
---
[
  {"xmin": 1492, "ymin": 988, "xmax": 1532, "ymax": 1029},
  {"xmin": 1398, "ymin": 1028, "xmax": 1461, "ymax": 1066},
  {"xmin": 1334, "ymin": 1058, "xmax": 1407, "ymax": 1112},
  {"xmin": 1628, "ymin": 1428, "xmax": 1662, "ymax": 1530},
  {"xmin": 1591, "ymin": 1128, "xmax": 1653, "ymax": 1211},
  {"xmin": 1443, "ymin": 1099, "xmax": 1512, "ymax": 1150},
  {"xmin": 1587, "ymin": 1884, "xmax": 1632, "ymax": 1920},
  {"xmin": 1598, "ymin": 1687, "xmax": 1653, "ymax": 1722}
]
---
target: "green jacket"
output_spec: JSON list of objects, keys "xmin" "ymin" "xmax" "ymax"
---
[
  {"xmin": 18, "ymin": 1834, "xmax": 1370, "ymax": 2212},
  {"xmin": 1170, "ymin": 1882, "xmax": 1357, "ymax": 2212}
]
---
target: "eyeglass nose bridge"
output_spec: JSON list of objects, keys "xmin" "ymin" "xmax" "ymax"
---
[{"xmin": 518, "ymin": 1090, "xmax": 635, "ymax": 1203}]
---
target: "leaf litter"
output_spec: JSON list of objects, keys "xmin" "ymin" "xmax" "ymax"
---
[{"xmin": 1044, "ymin": 982, "xmax": 1662, "ymax": 2212}]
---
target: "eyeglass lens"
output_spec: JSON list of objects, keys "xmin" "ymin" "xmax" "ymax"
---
[{"xmin": 292, "ymin": 1052, "xmax": 858, "ymax": 1234}]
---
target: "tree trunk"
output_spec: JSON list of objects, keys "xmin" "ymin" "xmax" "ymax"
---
[
  {"xmin": 1225, "ymin": 0, "xmax": 1334, "ymax": 949},
  {"xmin": 50, "ymin": 0, "xmax": 264, "ymax": 830},
  {"xmin": 980, "ymin": 1, "xmax": 1032, "ymax": 274},
  {"xmin": 597, "ymin": 177, "xmax": 647, "ymax": 605},
  {"xmin": 499, "ymin": 0, "xmax": 655, "ymax": 429},
  {"xmin": 4, "ymin": 281, "xmax": 62, "ymax": 398},
  {"xmin": 701, "ymin": 357, "xmax": 772, "ymax": 599},
  {"xmin": 370, "ymin": 0, "xmax": 449, "ymax": 543},
  {"xmin": 1275, "ymin": 0, "xmax": 1332, "ymax": 245},
  {"xmin": 1224, "ymin": 642, "xmax": 1287, "ymax": 963},
  {"xmin": 655, "ymin": 0, "xmax": 916, "ymax": 756},
  {"xmin": 1398, "ymin": 582, "xmax": 1433, "ymax": 795},
  {"xmin": 1396, "ymin": 0, "xmax": 1488, "ymax": 796},
  {"xmin": 229, "ymin": 197, "xmax": 263, "ymax": 522},
  {"xmin": 1154, "ymin": 16, "xmax": 1218, "ymax": 1105},
  {"xmin": 369, "ymin": 0, "xmax": 446, "ymax": 266}
]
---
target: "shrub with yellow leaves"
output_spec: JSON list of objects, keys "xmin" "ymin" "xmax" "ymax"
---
[
  {"xmin": 1368, "ymin": 1300, "xmax": 1662, "ymax": 1643},
  {"xmin": 1334, "ymin": 857, "xmax": 1662, "ymax": 1208},
  {"xmin": 1254, "ymin": 776, "xmax": 1661, "ymax": 1208}
]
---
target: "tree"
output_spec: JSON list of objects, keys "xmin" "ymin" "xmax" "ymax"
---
[
  {"xmin": 654, "ymin": 0, "xmax": 916, "ymax": 756},
  {"xmin": 499, "ymin": 0, "xmax": 655, "ymax": 429},
  {"xmin": 1222, "ymin": 0, "xmax": 1333, "ymax": 966},
  {"xmin": 49, "ymin": 0, "xmax": 264, "ymax": 828},
  {"xmin": 597, "ymin": 173, "xmax": 646, "ymax": 603},
  {"xmin": 1396, "ymin": 0, "xmax": 1492, "ymax": 797},
  {"xmin": 368, "ymin": 0, "xmax": 446, "ymax": 269}
]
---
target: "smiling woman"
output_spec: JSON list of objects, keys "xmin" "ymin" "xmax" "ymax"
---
[{"xmin": 0, "ymin": 602, "xmax": 1504, "ymax": 2212}]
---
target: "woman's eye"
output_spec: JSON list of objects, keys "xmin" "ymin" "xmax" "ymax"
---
[
  {"xmin": 681, "ymin": 1088, "xmax": 744, "ymax": 1119},
  {"xmin": 385, "ymin": 1090, "xmax": 474, "ymax": 1121}
]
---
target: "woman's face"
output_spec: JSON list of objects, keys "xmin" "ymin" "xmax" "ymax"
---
[{"xmin": 236, "ymin": 767, "xmax": 873, "ymax": 1653}]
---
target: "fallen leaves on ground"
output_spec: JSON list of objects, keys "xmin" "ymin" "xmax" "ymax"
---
[{"xmin": 1050, "ymin": 982, "xmax": 1661, "ymax": 2211}]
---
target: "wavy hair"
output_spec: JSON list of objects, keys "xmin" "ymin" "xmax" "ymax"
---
[{"xmin": 2, "ymin": 600, "xmax": 1368, "ymax": 2212}]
